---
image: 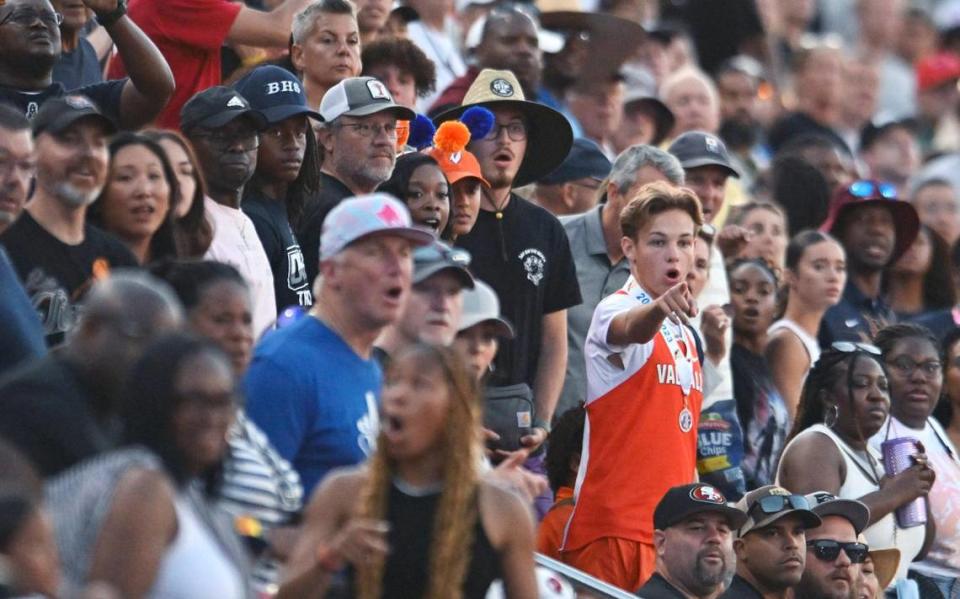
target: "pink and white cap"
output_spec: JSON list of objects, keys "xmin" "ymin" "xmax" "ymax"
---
[{"xmin": 320, "ymin": 193, "xmax": 434, "ymax": 259}]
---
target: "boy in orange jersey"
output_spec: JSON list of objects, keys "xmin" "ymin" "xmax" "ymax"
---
[{"xmin": 561, "ymin": 181, "xmax": 705, "ymax": 591}]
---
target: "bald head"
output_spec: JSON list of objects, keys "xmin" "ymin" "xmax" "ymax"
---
[{"xmin": 67, "ymin": 271, "xmax": 184, "ymax": 405}]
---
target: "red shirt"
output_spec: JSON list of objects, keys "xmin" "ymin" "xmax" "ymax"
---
[{"xmin": 107, "ymin": 0, "xmax": 243, "ymax": 129}]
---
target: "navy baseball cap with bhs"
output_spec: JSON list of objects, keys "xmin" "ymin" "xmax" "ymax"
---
[
  {"xmin": 653, "ymin": 483, "xmax": 748, "ymax": 530},
  {"xmin": 180, "ymin": 86, "xmax": 267, "ymax": 132},
  {"xmin": 234, "ymin": 65, "xmax": 322, "ymax": 125}
]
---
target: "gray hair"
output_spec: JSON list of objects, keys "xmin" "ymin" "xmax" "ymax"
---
[
  {"xmin": 292, "ymin": 0, "xmax": 357, "ymax": 44},
  {"xmin": 608, "ymin": 144, "xmax": 684, "ymax": 195}
]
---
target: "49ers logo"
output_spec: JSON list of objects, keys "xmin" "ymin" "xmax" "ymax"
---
[{"xmin": 690, "ymin": 485, "xmax": 726, "ymax": 504}]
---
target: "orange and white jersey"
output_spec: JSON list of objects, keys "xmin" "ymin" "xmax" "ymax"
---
[{"xmin": 562, "ymin": 276, "xmax": 703, "ymax": 550}]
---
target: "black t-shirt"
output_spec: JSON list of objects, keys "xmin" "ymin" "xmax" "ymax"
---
[
  {"xmin": 0, "ymin": 211, "xmax": 138, "ymax": 346},
  {"xmin": 455, "ymin": 194, "xmax": 582, "ymax": 387},
  {"xmin": 0, "ymin": 355, "xmax": 116, "ymax": 477},
  {"xmin": 717, "ymin": 574, "xmax": 764, "ymax": 599},
  {"xmin": 243, "ymin": 191, "xmax": 313, "ymax": 311},
  {"xmin": 0, "ymin": 78, "xmax": 124, "ymax": 122},
  {"xmin": 297, "ymin": 172, "xmax": 355, "ymax": 285},
  {"xmin": 636, "ymin": 573, "xmax": 688, "ymax": 598}
]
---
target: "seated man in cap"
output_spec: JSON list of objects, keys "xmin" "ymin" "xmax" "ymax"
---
[
  {"xmin": 532, "ymin": 138, "xmax": 611, "ymax": 217},
  {"xmin": 796, "ymin": 492, "xmax": 872, "ymax": 599},
  {"xmin": 297, "ymin": 76, "xmax": 415, "ymax": 284},
  {"xmin": 721, "ymin": 486, "xmax": 822, "ymax": 598},
  {"xmin": 0, "ymin": 95, "xmax": 137, "ymax": 346},
  {"xmin": 374, "ymin": 240, "xmax": 474, "ymax": 366},
  {"xmin": 637, "ymin": 482, "xmax": 747, "ymax": 598},
  {"xmin": 181, "ymin": 86, "xmax": 277, "ymax": 337},
  {"xmin": 244, "ymin": 194, "xmax": 433, "ymax": 496}
]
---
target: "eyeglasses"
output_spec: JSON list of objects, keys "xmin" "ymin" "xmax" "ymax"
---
[
  {"xmin": 848, "ymin": 180, "xmax": 897, "ymax": 200},
  {"xmin": 0, "ymin": 8, "xmax": 64, "ymax": 28},
  {"xmin": 886, "ymin": 356, "xmax": 943, "ymax": 377},
  {"xmin": 484, "ymin": 121, "xmax": 528, "ymax": 142},
  {"xmin": 191, "ymin": 129, "xmax": 260, "ymax": 151},
  {"xmin": 747, "ymin": 494, "xmax": 810, "ymax": 519},
  {"xmin": 807, "ymin": 540, "xmax": 869, "ymax": 563},
  {"xmin": 832, "ymin": 341, "xmax": 882, "ymax": 356},
  {"xmin": 336, "ymin": 122, "xmax": 398, "ymax": 138}
]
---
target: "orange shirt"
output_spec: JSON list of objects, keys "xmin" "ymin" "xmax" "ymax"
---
[
  {"xmin": 562, "ymin": 277, "xmax": 703, "ymax": 550},
  {"xmin": 537, "ymin": 487, "xmax": 575, "ymax": 559}
]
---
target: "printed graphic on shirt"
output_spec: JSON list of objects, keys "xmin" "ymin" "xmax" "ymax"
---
[
  {"xmin": 356, "ymin": 391, "xmax": 380, "ymax": 456},
  {"xmin": 519, "ymin": 248, "xmax": 546, "ymax": 286},
  {"xmin": 22, "ymin": 268, "xmax": 78, "ymax": 337},
  {"xmin": 285, "ymin": 243, "xmax": 311, "ymax": 305}
]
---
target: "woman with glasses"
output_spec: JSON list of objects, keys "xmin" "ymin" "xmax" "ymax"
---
[
  {"xmin": 777, "ymin": 343, "xmax": 932, "ymax": 585},
  {"xmin": 46, "ymin": 334, "xmax": 249, "ymax": 597},
  {"xmin": 767, "ymin": 230, "xmax": 847, "ymax": 418},
  {"xmin": 871, "ymin": 324, "xmax": 960, "ymax": 596}
]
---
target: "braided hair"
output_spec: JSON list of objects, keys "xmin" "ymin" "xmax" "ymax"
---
[{"xmin": 788, "ymin": 347, "xmax": 887, "ymax": 443}]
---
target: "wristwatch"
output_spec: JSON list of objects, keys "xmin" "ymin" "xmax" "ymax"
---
[{"xmin": 96, "ymin": 0, "xmax": 127, "ymax": 27}]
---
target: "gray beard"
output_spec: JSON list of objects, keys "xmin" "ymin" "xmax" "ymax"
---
[{"xmin": 54, "ymin": 182, "xmax": 102, "ymax": 208}]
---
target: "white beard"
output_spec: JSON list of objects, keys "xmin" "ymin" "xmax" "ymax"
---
[{"xmin": 54, "ymin": 182, "xmax": 103, "ymax": 208}]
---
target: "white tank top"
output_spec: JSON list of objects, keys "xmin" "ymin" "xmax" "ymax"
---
[
  {"xmin": 777, "ymin": 424, "xmax": 925, "ymax": 584},
  {"xmin": 148, "ymin": 494, "xmax": 245, "ymax": 599},
  {"xmin": 768, "ymin": 319, "xmax": 821, "ymax": 367}
]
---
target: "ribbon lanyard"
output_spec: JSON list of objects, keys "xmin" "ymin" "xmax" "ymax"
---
[{"xmin": 626, "ymin": 277, "xmax": 696, "ymax": 431}]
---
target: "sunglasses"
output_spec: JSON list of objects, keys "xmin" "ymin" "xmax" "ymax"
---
[
  {"xmin": 748, "ymin": 494, "xmax": 810, "ymax": 519},
  {"xmin": 807, "ymin": 540, "xmax": 869, "ymax": 563},
  {"xmin": 848, "ymin": 180, "xmax": 897, "ymax": 200},
  {"xmin": 832, "ymin": 341, "xmax": 881, "ymax": 356}
]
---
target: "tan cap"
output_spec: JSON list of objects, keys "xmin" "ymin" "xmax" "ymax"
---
[{"xmin": 735, "ymin": 485, "xmax": 821, "ymax": 537}]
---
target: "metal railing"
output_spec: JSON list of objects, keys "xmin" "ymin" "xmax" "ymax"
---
[{"xmin": 534, "ymin": 554, "xmax": 642, "ymax": 598}]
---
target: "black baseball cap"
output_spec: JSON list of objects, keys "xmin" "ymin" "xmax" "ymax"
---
[
  {"xmin": 668, "ymin": 131, "xmax": 740, "ymax": 178},
  {"xmin": 860, "ymin": 116, "xmax": 918, "ymax": 151},
  {"xmin": 540, "ymin": 138, "xmax": 612, "ymax": 185},
  {"xmin": 180, "ymin": 86, "xmax": 266, "ymax": 133},
  {"xmin": 233, "ymin": 65, "xmax": 322, "ymax": 125},
  {"xmin": 32, "ymin": 94, "xmax": 117, "ymax": 137},
  {"xmin": 653, "ymin": 483, "xmax": 748, "ymax": 531}
]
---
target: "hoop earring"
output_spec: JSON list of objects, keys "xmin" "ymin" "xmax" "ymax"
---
[{"xmin": 824, "ymin": 404, "xmax": 839, "ymax": 428}]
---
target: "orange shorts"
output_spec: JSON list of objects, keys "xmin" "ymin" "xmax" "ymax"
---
[{"xmin": 561, "ymin": 536, "xmax": 656, "ymax": 592}]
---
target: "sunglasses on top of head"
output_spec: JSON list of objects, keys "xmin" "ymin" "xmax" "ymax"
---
[{"xmin": 848, "ymin": 180, "xmax": 897, "ymax": 201}]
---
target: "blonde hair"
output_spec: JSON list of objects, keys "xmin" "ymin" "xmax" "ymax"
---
[
  {"xmin": 619, "ymin": 181, "xmax": 704, "ymax": 240},
  {"xmin": 355, "ymin": 343, "xmax": 483, "ymax": 599}
]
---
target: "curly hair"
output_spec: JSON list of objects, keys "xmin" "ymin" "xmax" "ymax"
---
[
  {"xmin": 355, "ymin": 343, "xmax": 482, "ymax": 599},
  {"xmin": 361, "ymin": 37, "xmax": 437, "ymax": 99}
]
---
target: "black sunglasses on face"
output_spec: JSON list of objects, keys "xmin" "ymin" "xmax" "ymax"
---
[
  {"xmin": 807, "ymin": 540, "xmax": 869, "ymax": 563},
  {"xmin": 748, "ymin": 494, "xmax": 810, "ymax": 518}
]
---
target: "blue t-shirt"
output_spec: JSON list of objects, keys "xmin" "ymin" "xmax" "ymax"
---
[
  {"xmin": 53, "ymin": 38, "xmax": 104, "ymax": 90},
  {"xmin": 244, "ymin": 316, "xmax": 381, "ymax": 495}
]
